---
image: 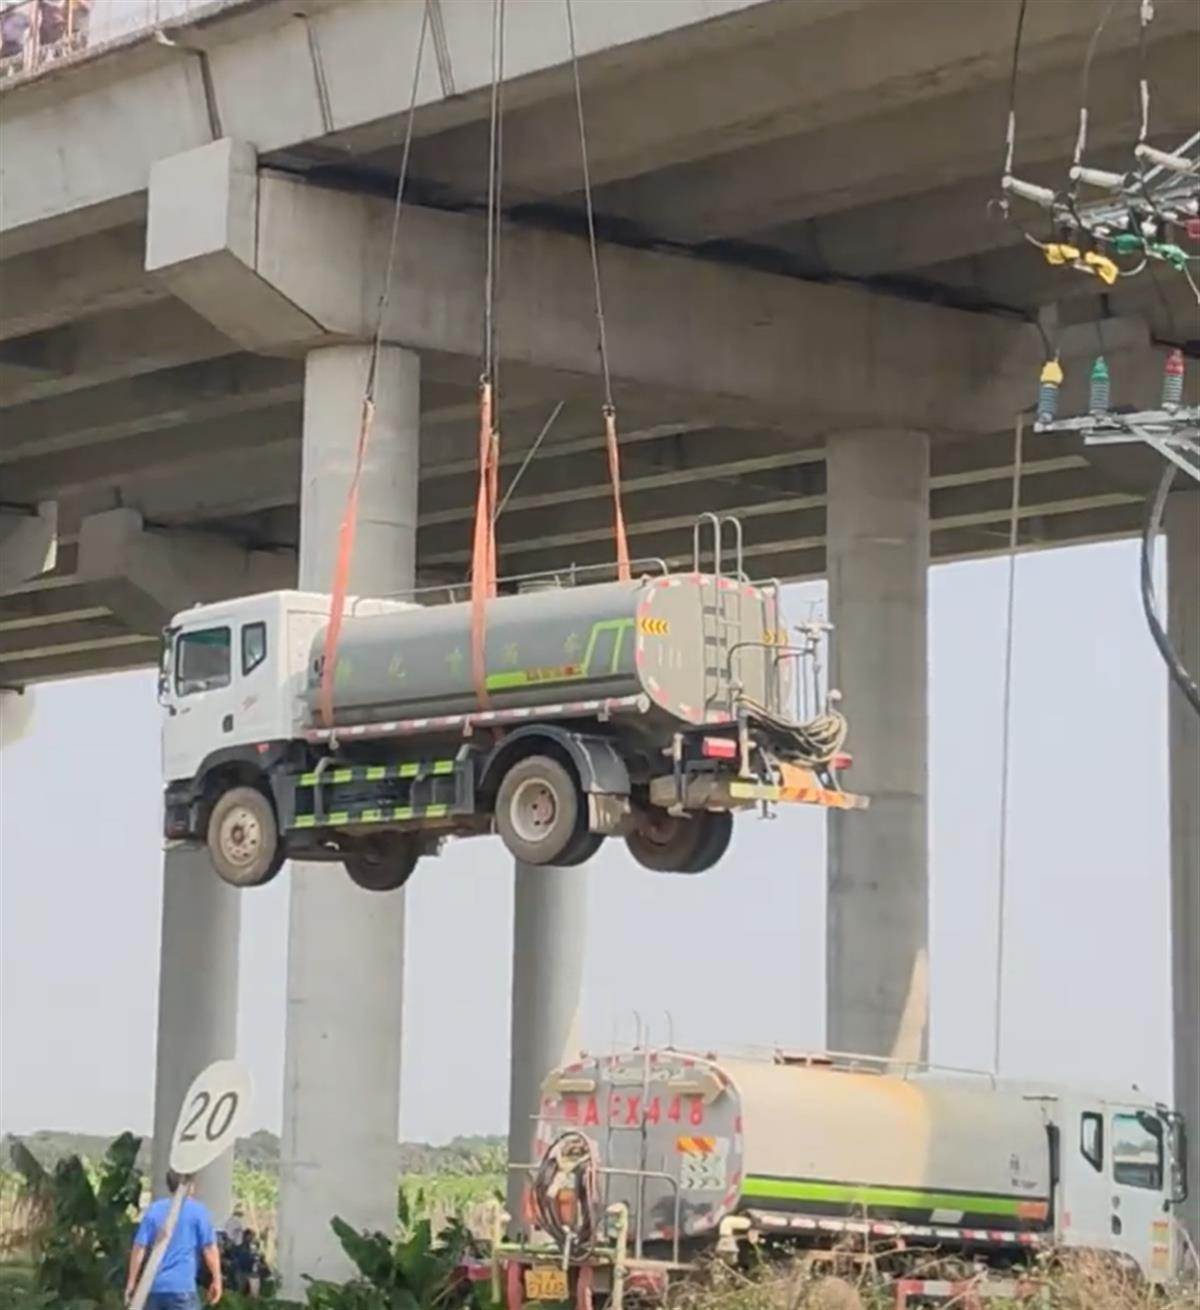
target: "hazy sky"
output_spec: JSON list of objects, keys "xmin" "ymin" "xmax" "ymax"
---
[{"xmin": 0, "ymin": 539, "xmax": 1175, "ymax": 1144}]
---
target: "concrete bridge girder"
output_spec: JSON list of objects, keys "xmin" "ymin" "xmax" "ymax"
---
[{"xmin": 144, "ymin": 138, "xmax": 1043, "ymax": 436}]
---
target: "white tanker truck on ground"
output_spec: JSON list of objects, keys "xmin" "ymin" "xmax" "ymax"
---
[
  {"xmin": 486, "ymin": 1049, "xmax": 1191, "ymax": 1305},
  {"xmin": 160, "ymin": 518, "xmax": 864, "ymax": 889}
]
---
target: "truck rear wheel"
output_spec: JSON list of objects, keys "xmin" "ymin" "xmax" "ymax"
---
[
  {"xmin": 343, "ymin": 833, "xmax": 420, "ymax": 892},
  {"xmin": 625, "ymin": 808, "xmax": 732, "ymax": 874},
  {"xmin": 495, "ymin": 755, "xmax": 582, "ymax": 866},
  {"xmin": 206, "ymin": 786, "xmax": 282, "ymax": 888}
]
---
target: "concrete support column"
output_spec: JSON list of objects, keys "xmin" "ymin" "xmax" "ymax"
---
[
  {"xmin": 277, "ymin": 345, "xmax": 419, "ymax": 1293},
  {"xmin": 506, "ymin": 860, "xmax": 588, "ymax": 1226},
  {"xmin": 825, "ymin": 428, "xmax": 930, "ymax": 1063},
  {"xmin": 151, "ymin": 844, "xmax": 241, "ymax": 1215},
  {"xmin": 1166, "ymin": 490, "xmax": 1199, "ymax": 1250}
]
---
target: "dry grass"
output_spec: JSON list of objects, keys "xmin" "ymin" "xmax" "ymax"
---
[{"xmin": 669, "ymin": 1251, "xmax": 1199, "ymax": 1310}]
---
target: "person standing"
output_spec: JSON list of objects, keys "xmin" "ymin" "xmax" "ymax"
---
[{"xmin": 125, "ymin": 1170, "xmax": 222, "ymax": 1308}]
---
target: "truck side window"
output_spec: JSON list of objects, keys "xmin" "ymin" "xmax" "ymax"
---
[
  {"xmin": 1112, "ymin": 1112, "xmax": 1164, "ymax": 1190},
  {"xmin": 242, "ymin": 622, "xmax": 267, "ymax": 676},
  {"xmin": 1080, "ymin": 1112, "xmax": 1103, "ymax": 1171},
  {"xmin": 176, "ymin": 627, "xmax": 232, "ymax": 696}
]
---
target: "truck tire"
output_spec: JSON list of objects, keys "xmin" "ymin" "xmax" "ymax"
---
[
  {"xmin": 343, "ymin": 833, "xmax": 420, "ymax": 892},
  {"xmin": 495, "ymin": 755, "xmax": 582, "ymax": 866},
  {"xmin": 625, "ymin": 808, "xmax": 731, "ymax": 874},
  {"xmin": 206, "ymin": 786, "xmax": 283, "ymax": 888},
  {"xmin": 683, "ymin": 810, "xmax": 733, "ymax": 873}
]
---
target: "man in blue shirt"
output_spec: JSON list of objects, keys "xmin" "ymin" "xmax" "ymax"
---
[{"xmin": 125, "ymin": 1170, "xmax": 222, "ymax": 1308}]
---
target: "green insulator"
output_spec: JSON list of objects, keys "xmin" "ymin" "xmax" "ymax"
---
[{"xmin": 1089, "ymin": 356, "xmax": 1111, "ymax": 414}]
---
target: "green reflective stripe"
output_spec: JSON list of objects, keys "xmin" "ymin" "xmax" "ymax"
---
[
  {"xmin": 742, "ymin": 1177, "xmax": 1031, "ymax": 1218},
  {"xmin": 298, "ymin": 759, "xmax": 457, "ymax": 787},
  {"xmin": 392, "ymin": 805, "xmax": 414, "ymax": 821},
  {"xmin": 293, "ymin": 814, "xmax": 317, "ymax": 829},
  {"xmin": 360, "ymin": 808, "xmax": 383, "ymax": 822},
  {"xmin": 424, "ymin": 803, "xmax": 448, "ymax": 818},
  {"xmin": 326, "ymin": 810, "xmax": 350, "ymax": 825}
]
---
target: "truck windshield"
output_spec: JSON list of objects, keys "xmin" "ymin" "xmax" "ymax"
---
[{"xmin": 176, "ymin": 626, "xmax": 232, "ymax": 696}]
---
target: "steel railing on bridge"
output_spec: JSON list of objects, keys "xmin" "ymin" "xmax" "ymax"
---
[{"xmin": 0, "ymin": 0, "xmax": 202, "ymax": 82}]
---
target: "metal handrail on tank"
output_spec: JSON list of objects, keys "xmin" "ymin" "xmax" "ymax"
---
[
  {"xmin": 346, "ymin": 556, "xmax": 671, "ymax": 615},
  {"xmin": 343, "ymin": 552, "xmax": 675, "ymax": 613},
  {"xmin": 691, "ymin": 512, "xmax": 747, "ymax": 583},
  {"xmin": 506, "ymin": 1158, "xmax": 683, "ymax": 1264}
]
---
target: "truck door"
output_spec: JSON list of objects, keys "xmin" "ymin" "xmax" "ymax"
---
[
  {"xmin": 1056, "ymin": 1101, "xmax": 1111, "ymax": 1254},
  {"xmin": 1109, "ymin": 1106, "xmax": 1171, "ymax": 1282},
  {"xmin": 163, "ymin": 623, "xmax": 237, "ymax": 781},
  {"xmin": 233, "ymin": 618, "xmax": 274, "ymax": 746}
]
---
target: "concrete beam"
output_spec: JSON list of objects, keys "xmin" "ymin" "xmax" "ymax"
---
[
  {"xmin": 0, "ymin": 635, "xmax": 160, "ymax": 686},
  {"xmin": 0, "ymin": 300, "xmax": 234, "ymax": 407},
  {"xmin": 588, "ymin": 37, "xmax": 1196, "ymax": 244},
  {"xmin": 0, "ymin": 354, "xmax": 302, "ymax": 464},
  {"xmin": 0, "ymin": 225, "xmax": 165, "ymax": 341},
  {"xmin": 76, "ymin": 507, "xmax": 293, "ymax": 631},
  {"xmin": 0, "ymin": 501, "xmax": 56, "ymax": 589},
  {"xmin": 0, "ymin": 0, "xmax": 773, "ymax": 249},
  {"xmin": 411, "ymin": 0, "xmax": 1195, "ymax": 207},
  {"xmin": 149, "ymin": 145, "xmax": 1040, "ymax": 433},
  {"xmin": 3, "ymin": 405, "xmax": 302, "ymax": 502}
]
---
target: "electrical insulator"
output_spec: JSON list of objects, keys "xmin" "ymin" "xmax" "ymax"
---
[
  {"xmin": 1089, "ymin": 356, "xmax": 1111, "ymax": 415},
  {"xmin": 1037, "ymin": 358, "xmax": 1064, "ymax": 423},
  {"xmin": 1162, "ymin": 348, "xmax": 1185, "ymax": 410}
]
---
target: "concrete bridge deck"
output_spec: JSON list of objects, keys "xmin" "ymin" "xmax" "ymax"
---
[{"xmin": 2, "ymin": 0, "xmax": 1196, "ymax": 685}]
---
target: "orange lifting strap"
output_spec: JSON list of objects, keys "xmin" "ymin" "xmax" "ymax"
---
[
  {"xmin": 319, "ymin": 394, "xmax": 376, "ymax": 728},
  {"xmin": 603, "ymin": 404, "xmax": 631, "ymax": 582},
  {"xmin": 470, "ymin": 378, "xmax": 499, "ymax": 707}
]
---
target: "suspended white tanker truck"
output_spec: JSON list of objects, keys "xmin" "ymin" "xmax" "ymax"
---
[
  {"xmin": 161, "ymin": 523, "xmax": 864, "ymax": 889},
  {"xmin": 494, "ymin": 1049, "xmax": 1191, "ymax": 1302}
]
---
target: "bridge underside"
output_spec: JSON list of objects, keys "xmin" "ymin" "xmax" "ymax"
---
[{"xmin": 2, "ymin": 0, "xmax": 1195, "ymax": 686}]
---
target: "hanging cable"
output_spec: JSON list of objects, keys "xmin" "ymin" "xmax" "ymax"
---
[
  {"xmin": 470, "ymin": 0, "xmax": 506, "ymax": 709},
  {"xmin": 319, "ymin": 1, "xmax": 430, "ymax": 728},
  {"xmin": 565, "ymin": 0, "xmax": 631, "ymax": 582},
  {"xmin": 992, "ymin": 413, "xmax": 1024, "ymax": 1075},
  {"xmin": 1001, "ymin": 0, "xmax": 1028, "ymax": 182},
  {"xmin": 1142, "ymin": 462, "xmax": 1200, "ymax": 717}
]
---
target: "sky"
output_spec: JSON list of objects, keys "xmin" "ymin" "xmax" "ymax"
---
[{"xmin": 0, "ymin": 538, "xmax": 1176, "ymax": 1145}]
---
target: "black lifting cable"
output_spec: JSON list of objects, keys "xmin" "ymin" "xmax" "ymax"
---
[{"xmin": 1142, "ymin": 464, "xmax": 1200, "ymax": 718}]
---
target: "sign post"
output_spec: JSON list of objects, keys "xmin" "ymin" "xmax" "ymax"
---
[{"xmin": 128, "ymin": 1060, "xmax": 252, "ymax": 1310}]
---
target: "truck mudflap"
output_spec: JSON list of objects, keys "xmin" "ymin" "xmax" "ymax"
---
[{"xmin": 280, "ymin": 752, "xmax": 475, "ymax": 831}]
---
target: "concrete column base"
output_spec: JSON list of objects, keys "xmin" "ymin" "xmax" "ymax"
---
[
  {"xmin": 150, "ymin": 844, "xmax": 240, "ymax": 1217},
  {"xmin": 506, "ymin": 860, "xmax": 588, "ymax": 1227},
  {"xmin": 825, "ymin": 428, "xmax": 930, "ymax": 1064},
  {"xmin": 278, "ymin": 343, "xmax": 419, "ymax": 1294}
]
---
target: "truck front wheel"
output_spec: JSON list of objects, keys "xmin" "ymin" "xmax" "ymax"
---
[
  {"xmin": 343, "ymin": 833, "xmax": 419, "ymax": 892},
  {"xmin": 495, "ymin": 755, "xmax": 583, "ymax": 866},
  {"xmin": 206, "ymin": 786, "xmax": 283, "ymax": 888}
]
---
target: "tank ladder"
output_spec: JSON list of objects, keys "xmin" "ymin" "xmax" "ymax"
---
[{"xmin": 692, "ymin": 513, "xmax": 746, "ymax": 716}]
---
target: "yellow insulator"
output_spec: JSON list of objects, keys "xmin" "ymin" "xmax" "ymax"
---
[
  {"xmin": 1082, "ymin": 251, "xmax": 1119, "ymax": 285},
  {"xmin": 1043, "ymin": 243, "xmax": 1081, "ymax": 266}
]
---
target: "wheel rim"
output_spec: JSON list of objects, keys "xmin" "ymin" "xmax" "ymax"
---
[
  {"xmin": 509, "ymin": 777, "xmax": 559, "ymax": 845},
  {"xmin": 219, "ymin": 805, "xmax": 262, "ymax": 869},
  {"xmin": 639, "ymin": 811, "xmax": 684, "ymax": 850}
]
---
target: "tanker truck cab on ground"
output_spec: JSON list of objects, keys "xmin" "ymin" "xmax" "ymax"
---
[
  {"xmin": 506, "ymin": 1050, "xmax": 1191, "ymax": 1297},
  {"xmin": 161, "ymin": 551, "xmax": 864, "ymax": 891}
]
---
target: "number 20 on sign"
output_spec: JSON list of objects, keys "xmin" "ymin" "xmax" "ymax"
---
[{"xmin": 170, "ymin": 1060, "xmax": 254, "ymax": 1176}]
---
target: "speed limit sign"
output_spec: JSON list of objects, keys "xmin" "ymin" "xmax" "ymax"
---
[{"xmin": 169, "ymin": 1059, "xmax": 253, "ymax": 1176}]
